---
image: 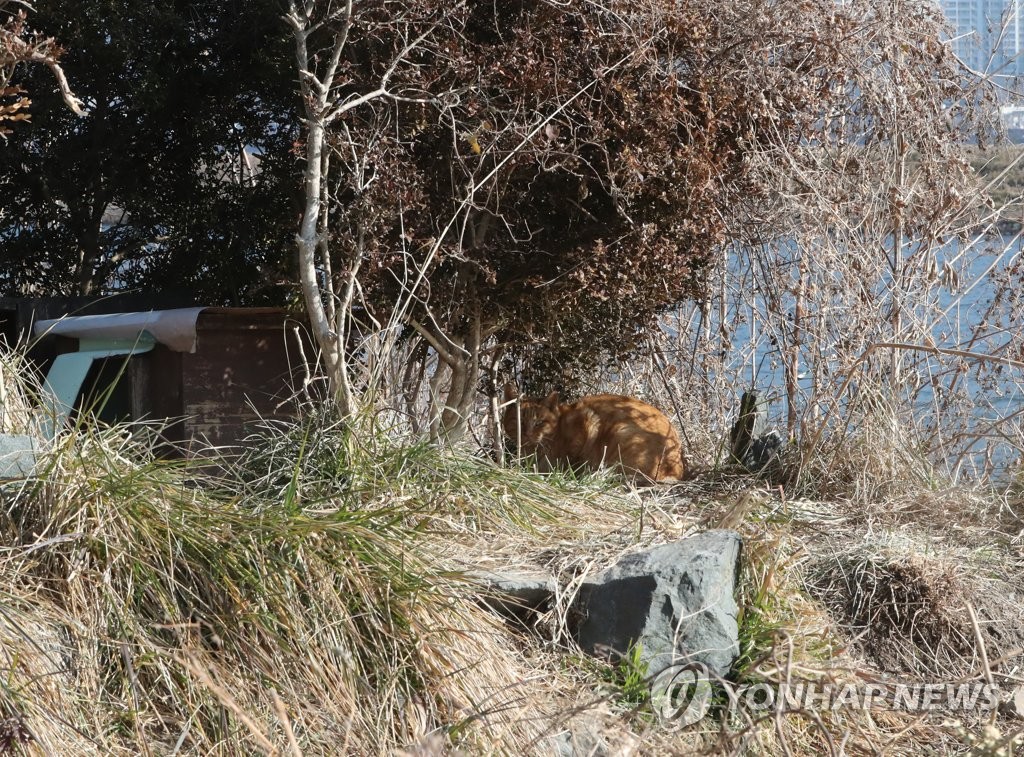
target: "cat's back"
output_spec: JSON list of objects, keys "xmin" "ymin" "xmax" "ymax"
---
[
  {"xmin": 566, "ymin": 394, "xmax": 674, "ymax": 431},
  {"xmin": 560, "ymin": 394, "xmax": 685, "ymax": 480}
]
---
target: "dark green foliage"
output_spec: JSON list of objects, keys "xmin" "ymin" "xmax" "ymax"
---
[{"xmin": 0, "ymin": 0, "xmax": 297, "ymax": 303}]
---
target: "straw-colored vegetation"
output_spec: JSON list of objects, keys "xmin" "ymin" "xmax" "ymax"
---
[
  {"xmin": 972, "ymin": 145, "xmax": 1024, "ymax": 224},
  {"xmin": 2, "ymin": 344, "xmax": 1023, "ymax": 756},
  {"xmin": 3, "ymin": 0, "xmax": 1024, "ymax": 753}
]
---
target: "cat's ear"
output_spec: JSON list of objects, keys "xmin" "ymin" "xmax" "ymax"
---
[
  {"xmin": 543, "ymin": 391, "xmax": 560, "ymax": 409},
  {"xmin": 502, "ymin": 383, "xmax": 519, "ymax": 403}
]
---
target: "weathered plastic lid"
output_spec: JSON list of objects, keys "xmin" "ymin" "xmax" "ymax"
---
[{"xmin": 33, "ymin": 307, "xmax": 208, "ymax": 353}]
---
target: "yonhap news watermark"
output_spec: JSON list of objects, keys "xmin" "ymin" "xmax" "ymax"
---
[{"xmin": 650, "ymin": 663, "xmax": 1020, "ymax": 727}]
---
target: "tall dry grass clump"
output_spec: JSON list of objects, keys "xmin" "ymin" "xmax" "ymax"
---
[
  {"xmin": 0, "ymin": 397, "xmax": 619, "ymax": 754},
  {"xmin": 2, "ymin": 347, "xmax": 1024, "ymax": 755},
  {"xmin": 0, "ymin": 348, "xmax": 39, "ymax": 436}
]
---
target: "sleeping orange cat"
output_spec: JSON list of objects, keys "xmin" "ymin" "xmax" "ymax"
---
[{"xmin": 501, "ymin": 385, "xmax": 687, "ymax": 482}]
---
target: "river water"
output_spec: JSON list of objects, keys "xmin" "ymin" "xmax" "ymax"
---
[{"xmin": 657, "ymin": 233, "xmax": 1024, "ymax": 481}]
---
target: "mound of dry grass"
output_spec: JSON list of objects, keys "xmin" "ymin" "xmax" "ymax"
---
[
  {"xmin": 808, "ymin": 544, "xmax": 1024, "ymax": 679},
  {"xmin": 0, "ymin": 420, "xmax": 612, "ymax": 755},
  {"xmin": 4, "ymin": 341, "xmax": 1024, "ymax": 755},
  {"xmin": 3, "ymin": 421, "xmax": 1024, "ymax": 755}
]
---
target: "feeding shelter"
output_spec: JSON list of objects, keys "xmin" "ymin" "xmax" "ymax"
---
[{"xmin": 1, "ymin": 303, "xmax": 310, "ymax": 475}]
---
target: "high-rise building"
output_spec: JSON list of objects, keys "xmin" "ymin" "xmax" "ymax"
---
[{"xmin": 942, "ymin": 0, "xmax": 1023, "ymax": 76}]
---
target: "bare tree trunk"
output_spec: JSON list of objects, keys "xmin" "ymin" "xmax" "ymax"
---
[
  {"xmin": 286, "ymin": 1, "xmax": 437, "ymax": 420},
  {"xmin": 287, "ymin": 3, "xmax": 352, "ymax": 413},
  {"xmin": 75, "ymin": 193, "xmax": 109, "ymax": 296},
  {"xmin": 487, "ymin": 345, "xmax": 505, "ymax": 464},
  {"xmin": 402, "ymin": 340, "xmax": 429, "ymax": 434},
  {"xmin": 415, "ymin": 323, "xmax": 470, "ymax": 442},
  {"xmin": 438, "ymin": 328, "xmax": 481, "ymax": 441},
  {"xmin": 426, "ymin": 356, "xmax": 449, "ymax": 440},
  {"xmin": 890, "ymin": 131, "xmax": 907, "ymax": 387},
  {"xmin": 786, "ymin": 255, "xmax": 806, "ymax": 438},
  {"xmin": 294, "ymin": 113, "xmax": 352, "ymax": 412}
]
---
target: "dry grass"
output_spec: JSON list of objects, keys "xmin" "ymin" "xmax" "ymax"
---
[
  {"xmin": 971, "ymin": 145, "xmax": 1024, "ymax": 222},
  {"xmin": 4, "ymin": 322, "xmax": 1024, "ymax": 757},
  {"xmin": 1, "ymin": 418, "xmax": 1024, "ymax": 754},
  {"xmin": 0, "ymin": 349, "xmax": 41, "ymax": 437},
  {"xmin": 809, "ymin": 542, "xmax": 1023, "ymax": 679},
  {"xmin": 0, "ymin": 414, "xmax": 590, "ymax": 754}
]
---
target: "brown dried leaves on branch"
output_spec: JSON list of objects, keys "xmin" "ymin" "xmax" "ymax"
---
[
  {"xmin": 0, "ymin": 3, "xmax": 84, "ymax": 136},
  {"xmin": 314, "ymin": 0, "xmax": 989, "ymax": 391}
]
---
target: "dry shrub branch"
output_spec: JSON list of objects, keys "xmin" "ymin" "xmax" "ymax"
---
[
  {"xmin": 0, "ymin": 0, "xmax": 83, "ymax": 137},
  {"xmin": 288, "ymin": 0, "xmax": 1007, "ymax": 454}
]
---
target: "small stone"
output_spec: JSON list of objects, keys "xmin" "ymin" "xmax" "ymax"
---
[
  {"xmin": 468, "ymin": 570, "xmax": 556, "ymax": 621},
  {"xmin": 1001, "ymin": 685, "xmax": 1024, "ymax": 719}
]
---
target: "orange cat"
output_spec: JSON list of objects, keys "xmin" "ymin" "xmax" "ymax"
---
[{"xmin": 501, "ymin": 385, "xmax": 687, "ymax": 482}]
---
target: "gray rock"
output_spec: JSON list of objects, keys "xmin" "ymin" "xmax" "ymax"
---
[
  {"xmin": 571, "ymin": 530, "xmax": 741, "ymax": 681},
  {"xmin": 744, "ymin": 429, "xmax": 783, "ymax": 471},
  {"xmin": 729, "ymin": 391, "xmax": 783, "ymax": 471},
  {"xmin": 546, "ymin": 725, "xmax": 616, "ymax": 757},
  {"xmin": 1001, "ymin": 685, "xmax": 1024, "ymax": 720},
  {"xmin": 550, "ymin": 730, "xmax": 573, "ymax": 757},
  {"xmin": 468, "ymin": 570, "xmax": 556, "ymax": 621},
  {"xmin": 0, "ymin": 434, "xmax": 38, "ymax": 479}
]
